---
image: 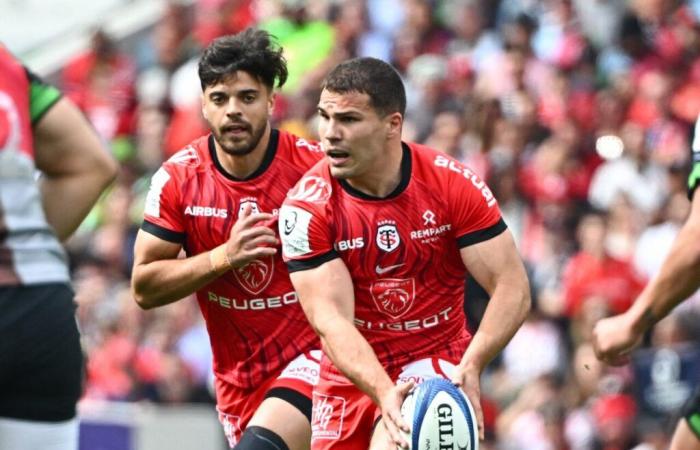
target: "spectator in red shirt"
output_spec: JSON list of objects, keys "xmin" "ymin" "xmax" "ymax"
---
[{"xmin": 562, "ymin": 211, "xmax": 646, "ymax": 318}]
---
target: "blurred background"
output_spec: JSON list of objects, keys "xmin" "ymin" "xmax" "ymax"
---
[{"xmin": 3, "ymin": 0, "xmax": 700, "ymax": 449}]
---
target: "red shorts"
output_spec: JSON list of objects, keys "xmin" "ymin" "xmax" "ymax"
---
[
  {"xmin": 216, "ymin": 350, "xmax": 321, "ymax": 448},
  {"xmin": 310, "ymin": 357, "xmax": 456, "ymax": 450}
]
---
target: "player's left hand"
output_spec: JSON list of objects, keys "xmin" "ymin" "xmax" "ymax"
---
[
  {"xmin": 451, "ymin": 363, "xmax": 484, "ymax": 440},
  {"xmin": 378, "ymin": 381, "xmax": 414, "ymax": 449}
]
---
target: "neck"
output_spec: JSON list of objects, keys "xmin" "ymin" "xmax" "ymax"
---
[
  {"xmin": 345, "ymin": 140, "xmax": 404, "ymax": 198},
  {"xmin": 215, "ymin": 124, "xmax": 271, "ymax": 179}
]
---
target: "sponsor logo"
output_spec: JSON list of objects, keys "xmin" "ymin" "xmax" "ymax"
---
[
  {"xmin": 423, "ymin": 210, "xmax": 436, "ymax": 225},
  {"xmin": 335, "ymin": 237, "xmax": 364, "ymax": 252},
  {"xmin": 288, "ymin": 176, "xmax": 332, "ymax": 203},
  {"xmin": 375, "ymin": 263, "xmax": 405, "ymax": 275},
  {"xmin": 237, "ymin": 197, "xmax": 260, "ymax": 215},
  {"xmin": 296, "ymin": 138, "xmax": 323, "ymax": 153},
  {"xmin": 144, "ymin": 167, "xmax": 171, "ymax": 218},
  {"xmin": 207, "ymin": 290, "xmax": 298, "ymax": 310},
  {"xmin": 370, "ymin": 278, "xmax": 415, "ymax": 318},
  {"xmin": 376, "ymin": 220, "xmax": 401, "ymax": 252},
  {"xmin": 184, "ymin": 205, "xmax": 228, "ymax": 218},
  {"xmin": 217, "ymin": 411, "xmax": 242, "ymax": 448},
  {"xmin": 437, "ymin": 403, "xmax": 456, "ymax": 450},
  {"xmin": 435, "ymin": 155, "xmax": 496, "ymax": 208},
  {"xmin": 279, "ymin": 206, "xmax": 313, "ymax": 257},
  {"xmin": 354, "ymin": 306, "xmax": 453, "ymax": 331},
  {"xmin": 233, "ymin": 256, "xmax": 274, "ymax": 295},
  {"xmin": 410, "ymin": 224, "xmax": 452, "ymax": 241},
  {"xmin": 312, "ymin": 393, "xmax": 346, "ymax": 440},
  {"xmin": 167, "ymin": 146, "xmax": 199, "ymax": 165}
]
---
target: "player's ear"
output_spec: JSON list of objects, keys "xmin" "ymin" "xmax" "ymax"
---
[
  {"xmin": 386, "ymin": 112, "xmax": 402, "ymax": 140},
  {"xmin": 268, "ymin": 91, "xmax": 276, "ymax": 115}
]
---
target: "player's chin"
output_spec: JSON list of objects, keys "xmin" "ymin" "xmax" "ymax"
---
[{"xmin": 328, "ymin": 166, "xmax": 354, "ymax": 179}]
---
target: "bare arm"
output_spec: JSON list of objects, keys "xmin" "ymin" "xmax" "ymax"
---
[
  {"xmin": 459, "ymin": 229, "xmax": 531, "ymax": 371},
  {"xmin": 454, "ymin": 229, "xmax": 531, "ymax": 439},
  {"xmin": 33, "ymin": 97, "xmax": 118, "ymax": 241},
  {"xmin": 131, "ymin": 209, "xmax": 277, "ymax": 309},
  {"xmin": 290, "ymin": 258, "xmax": 411, "ymax": 447},
  {"xmin": 593, "ymin": 192, "xmax": 700, "ymax": 364}
]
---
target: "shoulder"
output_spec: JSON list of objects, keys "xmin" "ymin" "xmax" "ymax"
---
[
  {"xmin": 276, "ymin": 129, "xmax": 324, "ymax": 167},
  {"xmin": 161, "ymin": 135, "xmax": 210, "ymax": 175},
  {"xmin": 286, "ymin": 160, "xmax": 334, "ymax": 206}
]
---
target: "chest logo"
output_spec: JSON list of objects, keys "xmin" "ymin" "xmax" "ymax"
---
[
  {"xmin": 423, "ymin": 210, "xmax": 436, "ymax": 225},
  {"xmin": 233, "ymin": 256, "xmax": 274, "ymax": 295},
  {"xmin": 238, "ymin": 198, "xmax": 260, "ymax": 216},
  {"xmin": 376, "ymin": 221, "xmax": 401, "ymax": 252},
  {"xmin": 370, "ymin": 278, "xmax": 415, "ymax": 319}
]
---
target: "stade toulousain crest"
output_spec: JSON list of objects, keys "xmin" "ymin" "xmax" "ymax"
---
[
  {"xmin": 376, "ymin": 221, "xmax": 401, "ymax": 252},
  {"xmin": 371, "ymin": 278, "xmax": 415, "ymax": 318}
]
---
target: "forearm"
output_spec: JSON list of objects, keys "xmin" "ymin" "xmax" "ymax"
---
[
  {"xmin": 132, "ymin": 247, "xmax": 228, "ymax": 309},
  {"xmin": 318, "ymin": 317, "xmax": 394, "ymax": 405},
  {"xmin": 40, "ymin": 172, "xmax": 114, "ymax": 241},
  {"xmin": 461, "ymin": 281, "xmax": 530, "ymax": 372},
  {"xmin": 626, "ymin": 219, "xmax": 700, "ymax": 332}
]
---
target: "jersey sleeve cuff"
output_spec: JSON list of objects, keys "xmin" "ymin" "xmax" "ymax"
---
[
  {"xmin": 286, "ymin": 250, "xmax": 340, "ymax": 273},
  {"xmin": 141, "ymin": 220, "xmax": 185, "ymax": 244},
  {"xmin": 456, "ymin": 218, "xmax": 507, "ymax": 248}
]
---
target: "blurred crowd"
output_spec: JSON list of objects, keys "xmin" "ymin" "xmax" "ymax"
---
[{"xmin": 55, "ymin": 0, "xmax": 700, "ymax": 449}]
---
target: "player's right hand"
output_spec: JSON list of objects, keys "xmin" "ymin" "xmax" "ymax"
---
[
  {"xmin": 379, "ymin": 381, "xmax": 413, "ymax": 449},
  {"xmin": 225, "ymin": 205, "xmax": 278, "ymax": 268},
  {"xmin": 592, "ymin": 312, "xmax": 642, "ymax": 366}
]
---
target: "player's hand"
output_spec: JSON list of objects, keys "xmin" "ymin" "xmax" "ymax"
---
[
  {"xmin": 225, "ymin": 205, "xmax": 277, "ymax": 268},
  {"xmin": 592, "ymin": 313, "xmax": 642, "ymax": 366},
  {"xmin": 451, "ymin": 363, "xmax": 484, "ymax": 441},
  {"xmin": 379, "ymin": 381, "xmax": 414, "ymax": 449}
]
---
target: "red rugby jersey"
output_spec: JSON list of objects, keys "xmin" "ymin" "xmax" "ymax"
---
[
  {"xmin": 142, "ymin": 129, "xmax": 322, "ymax": 391},
  {"xmin": 280, "ymin": 142, "xmax": 505, "ymax": 373}
]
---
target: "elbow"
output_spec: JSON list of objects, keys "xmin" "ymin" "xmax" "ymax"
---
[
  {"xmin": 131, "ymin": 283, "xmax": 157, "ymax": 310},
  {"xmin": 98, "ymin": 155, "xmax": 119, "ymax": 189}
]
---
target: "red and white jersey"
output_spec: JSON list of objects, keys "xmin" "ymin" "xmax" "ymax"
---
[
  {"xmin": 280, "ymin": 142, "xmax": 506, "ymax": 373},
  {"xmin": 142, "ymin": 130, "xmax": 322, "ymax": 390}
]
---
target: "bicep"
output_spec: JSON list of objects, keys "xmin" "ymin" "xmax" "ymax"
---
[
  {"xmin": 459, "ymin": 229, "xmax": 527, "ymax": 294},
  {"xmin": 33, "ymin": 97, "xmax": 112, "ymax": 176},
  {"xmin": 133, "ymin": 229, "xmax": 183, "ymax": 266},
  {"xmin": 289, "ymin": 258, "xmax": 355, "ymax": 330}
]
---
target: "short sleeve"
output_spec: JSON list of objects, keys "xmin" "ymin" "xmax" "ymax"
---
[
  {"xmin": 24, "ymin": 67, "xmax": 62, "ymax": 125},
  {"xmin": 279, "ymin": 201, "xmax": 338, "ymax": 273},
  {"xmin": 445, "ymin": 160, "xmax": 507, "ymax": 248},
  {"xmin": 141, "ymin": 166, "xmax": 186, "ymax": 243}
]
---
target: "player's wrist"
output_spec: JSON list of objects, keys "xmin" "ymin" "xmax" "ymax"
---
[{"xmin": 209, "ymin": 244, "xmax": 233, "ymax": 273}]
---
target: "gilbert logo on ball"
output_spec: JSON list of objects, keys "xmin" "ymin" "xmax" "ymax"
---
[{"xmin": 400, "ymin": 378, "xmax": 478, "ymax": 450}]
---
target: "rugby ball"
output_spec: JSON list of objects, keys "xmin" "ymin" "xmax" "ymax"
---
[{"xmin": 400, "ymin": 378, "xmax": 478, "ymax": 450}]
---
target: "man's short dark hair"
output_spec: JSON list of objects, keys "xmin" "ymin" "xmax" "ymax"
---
[
  {"xmin": 198, "ymin": 28, "xmax": 288, "ymax": 91},
  {"xmin": 321, "ymin": 57, "xmax": 406, "ymax": 117}
]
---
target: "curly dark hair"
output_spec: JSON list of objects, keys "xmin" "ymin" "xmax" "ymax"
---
[
  {"xmin": 198, "ymin": 28, "xmax": 288, "ymax": 91},
  {"xmin": 321, "ymin": 57, "xmax": 406, "ymax": 117}
]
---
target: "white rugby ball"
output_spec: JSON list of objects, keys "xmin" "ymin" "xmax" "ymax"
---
[{"xmin": 399, "ymin": 378, "xmax": 478, "ymax": 450}]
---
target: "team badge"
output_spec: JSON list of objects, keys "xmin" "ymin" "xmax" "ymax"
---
[
  {"xmin": 238, "ymin": 198, "xmax": 260, "ymax": 216},
  {"xmin": 376, "ymin": 221, "xmax": 401, "ymax": 252},
  {"xmin": 370, "ymin": 278, "xmax": 415, "ymax": 318},
  {"xmin": 233, "ymin": 256, "xmax": 274, "ymax": 295}
]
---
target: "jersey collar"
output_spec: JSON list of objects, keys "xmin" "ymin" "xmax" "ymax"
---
[
  {"xmin": 339, "ymin": 142, "xmax": 412, "ymax": 201},
  {"xmin": 208, "ymin": 129, "xmax": 279, "ymax": 182}
]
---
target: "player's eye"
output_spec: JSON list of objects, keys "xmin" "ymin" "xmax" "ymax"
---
[
  {"xmin": 242, "ymin": 94, "xmax": 256, "ymax": 103},
  {"xmin": 211, "ymin": 95, "xmax": 226, "ymax": 105}
]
